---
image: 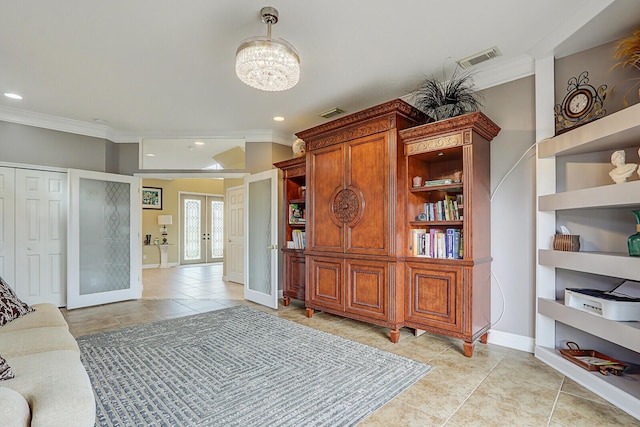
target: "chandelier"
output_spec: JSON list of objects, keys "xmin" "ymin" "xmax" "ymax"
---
[{"xmin": 235, "ymin": 6, "xmax": 300, "ymax": 92}]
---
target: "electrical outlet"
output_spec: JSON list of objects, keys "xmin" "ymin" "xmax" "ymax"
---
[{"xmin": 143, "ymin": 255, "xmax": 147, "ymax": 260}]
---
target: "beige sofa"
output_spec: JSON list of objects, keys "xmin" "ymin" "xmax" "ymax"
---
[{"xmin": 0, "ymin": 303, "xmax": 95, "ymax": 427}]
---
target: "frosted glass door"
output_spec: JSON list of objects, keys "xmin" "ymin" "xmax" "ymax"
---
[
  {"xmin": 244, "ymin": 169, "xmax": 279, "ymax": 309},
  {"xmin": 67, "ymin": 169, "xmax": 141, "ymax": 309}
]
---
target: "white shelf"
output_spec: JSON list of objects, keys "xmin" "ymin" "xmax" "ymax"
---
[
  {"xmin": 538, "ymin": 298, "xmax": 640, "ymax": 352},
  {"xmin": 536, "ymin": 103, "xmax": 640, "ymax": 421},
  {"xmin": 535, "ymin": 346, "xmax": 640, "ymax": 420},
  {"xmin": 538, "ymin": 103, "xmax": 640, "ymax": 158},
  {"xmin": 539, "ymin": 249, "xmax": 640, "ymax": 281},
  {"xmin": 539, "ymin": 181, "xmax": 640, "ymax": 211}
]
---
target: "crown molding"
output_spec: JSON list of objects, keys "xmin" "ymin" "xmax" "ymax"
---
[
  {"xmin": 473, "ymin": 54, "xmax": 535, "ymax": 90},
  {"xmin": 0, "ymin": 105, "xmax": 296, "ymax": 146},
  {"xmin": 0, "ymin": 105, "xmax": 108, "ymax": 138}
]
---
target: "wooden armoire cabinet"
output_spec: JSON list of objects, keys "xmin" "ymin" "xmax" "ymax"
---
[
  {"xmin": 399, "ymin": 112, "xmax": 500, "ymax": 356},
  {"xmin": 296, "ymin": 99, "xmax": 427, "ymax": 343},
  {"xmin": 273, "ymin": 156, "xmax": 306, "ymax": 306}
]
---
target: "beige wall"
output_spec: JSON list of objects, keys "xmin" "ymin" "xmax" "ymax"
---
[
  {"xmin": 555, "ymin": 39, "xmax": 640, "ymax": 116},
  {"xmin": 141, "ymin": 178, "xmax": 225, "ymax": 267}
]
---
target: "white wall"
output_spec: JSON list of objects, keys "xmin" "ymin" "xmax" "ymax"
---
[{"xmin": 482, "ymin": 76, "xmax": 538, "ymax": 351}]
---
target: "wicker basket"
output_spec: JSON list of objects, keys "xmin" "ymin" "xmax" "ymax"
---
[{"xmin": 553, "ymin": 234, "xmax": 580, "ymax": 251}]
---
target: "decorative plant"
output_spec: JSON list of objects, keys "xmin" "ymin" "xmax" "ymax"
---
[
  {"xmin": 410, "ymin": 66, "xmax": 483, "ymax": 121},
  {"xmin": 612, "ymin": 28, "xmax": 640, "ymax": 106}
]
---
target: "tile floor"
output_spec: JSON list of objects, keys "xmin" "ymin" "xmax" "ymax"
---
[{"xmin": 61, "ymin": 264, "xmax": 640, "ymax": 426}]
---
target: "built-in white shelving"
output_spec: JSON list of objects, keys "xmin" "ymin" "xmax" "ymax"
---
[{"xmin": 536, "ymin": 102, "xmax": 640, "ymax": 421}]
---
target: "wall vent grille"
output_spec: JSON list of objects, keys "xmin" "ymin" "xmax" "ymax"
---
[
  {"xmin": 319, "ymin": 107, "xmax": 345, "ymax": 119},
  {"xmin": 457, "ymin": 47, "xmax": 502, "ymax": 69}
]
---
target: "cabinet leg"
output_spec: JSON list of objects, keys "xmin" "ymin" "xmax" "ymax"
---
[
  {"xmin": 463, "ymin": 341, "xmax": 475, "ymax": 358},
  {"xmin": 283, "ymin": 297, "xmax": 290, "ymax": 306},
  {"xmin": 305, "ymin": 308, "xmax": 314, "ymax": 318},
  {"xmin": 390, "ymin": 328, "xmax": 400, "ymax": 344},
  {"xmin": 480, "ymin": 332, "xmax": 488, "ymax": 344}
]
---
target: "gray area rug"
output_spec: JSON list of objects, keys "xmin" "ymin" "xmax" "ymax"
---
[{"xmin": 77, "ymin": 305, "xmax": 433, "ymax": 427}]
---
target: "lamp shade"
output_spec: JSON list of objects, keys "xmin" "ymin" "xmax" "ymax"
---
[{"xmin": 157, "ymin": 215, "xmax": 173, "ymax": 225}]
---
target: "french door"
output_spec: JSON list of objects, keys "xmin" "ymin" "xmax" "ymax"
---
[
  {"xmin": 66, "ymin": 169, "xmax": 141, "ymax": 309},
  {"xmin": 244, "ymin": 169, "xmax": 280, "ymax": 309},
  {"xmin": 180, "ymin": 194, "xmax": 224, "ymax": 265}
]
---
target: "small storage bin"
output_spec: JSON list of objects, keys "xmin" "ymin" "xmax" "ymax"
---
[{"xmin": 553, "ymin": 234, "xmax": 580, "ymax": 251}]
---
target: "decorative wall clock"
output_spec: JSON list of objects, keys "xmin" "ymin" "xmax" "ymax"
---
[{"xmin": 554, "ymin": 71, "xmax": 607, "ymax": 134}]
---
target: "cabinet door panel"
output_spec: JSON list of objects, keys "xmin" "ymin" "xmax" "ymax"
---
[
  {"xmin": 405, "ymin": 263, "xmax": 462, "ymax": 333},
  {"xmin": 307, "ymin": 256, "xmax": 344, "ymax": 310},
  {"xmin": 346, "ymin": 259, "xmax": 388, "ymax": 320},
  {"xmin": 309, "ymin": 145, "xmax": 344, "ymax": 252},
  {"xmin": 346, "ymin": 134, "xmax": 389, "ymax": 255},
  {"xmin": 283, "ymin": 251, "xmax": 305, "ymax": 301}
]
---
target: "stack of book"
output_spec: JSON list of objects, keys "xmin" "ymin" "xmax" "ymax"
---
[
  {"xmin": 411, "ymin": 228, "xmax": 462, "ymax": 259},
  {"xmin": 422, "ymin": 194, "xmax": 462, "ymax": 221},
  {"xmin": 291, "ymin": 230, "xmax": 306, "ymax": 249}
]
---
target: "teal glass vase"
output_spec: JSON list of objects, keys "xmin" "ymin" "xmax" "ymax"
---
[{"xmin": 628, "ymin": 210, "xmax": 640, "ymax": 257}]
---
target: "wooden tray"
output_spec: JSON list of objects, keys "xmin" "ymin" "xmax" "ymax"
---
[{"xmin": 559, "ymin": 342, "xmax": 627, "ymax": 375}]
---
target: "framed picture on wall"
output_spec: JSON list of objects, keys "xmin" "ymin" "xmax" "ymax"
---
[{"xmin": 142, "ymin": 187, "xmax": 162, "ymax": 210}]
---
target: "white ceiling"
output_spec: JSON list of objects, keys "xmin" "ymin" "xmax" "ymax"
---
[{"xmin": 1, "ymin": 0, "xmax": 639, "ymax": 145}]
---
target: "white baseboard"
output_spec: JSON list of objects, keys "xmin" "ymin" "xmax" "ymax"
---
[
  {"xmin": 487, "ymin": 329, "xmax": 535, "ymax": 353},
  {"xmin": 142, "ymin": 262, "xmax": 179, "ymax": 269}
]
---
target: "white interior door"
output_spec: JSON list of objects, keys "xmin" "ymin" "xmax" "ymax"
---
[
  {"xmin": 226, "ymin": 185, "xmax": 244, "ymax": 284},
  {"xmin": 67, "ymin": 169, "xmax": 141, "ymax": 309},
  {"xmin": 14, "ymin": 169, "xmax": 67, "ymax": 306},
  {"xmin": 0, "ymin": 167, "xmax": 15, "ymax": 284},
  {"xmin": 244, "ymin": 169, "xmax": 279, "ymax": 309}
]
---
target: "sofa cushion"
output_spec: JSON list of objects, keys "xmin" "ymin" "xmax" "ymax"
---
[
  {"xmin": 0, "ymin": 386, "xmax": 31, "ymax": 427},
  {"xmin": 3, "ymin": 350, "xmax": 95, "ymax": 427},
  {"xmin": 0, "ymin": 326, "xmax": 79, "ymax": 358},
  {"xmin": 0, "ymin": 303, "xmax": 67, "ymax": 333},
  {"xmin": 0, "ymin": 354, "xmax": 14, "ymax": 380},
  {"xmin": 0, "ymin": 275, "xmax": 35, "ymax": 327}
]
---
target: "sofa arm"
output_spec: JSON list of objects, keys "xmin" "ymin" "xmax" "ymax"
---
[{"xmin": 0, "ymin": 386, "xmax": 31, "ymax": 427}]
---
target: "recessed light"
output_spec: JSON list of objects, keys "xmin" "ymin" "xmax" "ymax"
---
[
  {"xmin": 194, "ymin": 141, "xmax": 205, "ymax": 146},
  {"xmin": 145, "ymin": 153, "xmax": 156, "ymax": 157},
  {"xmin": 4, "ymin": 92, "xmax": 23, "ymax": 100},
  {"xmin": 273, "ymin": 116, "xmax": 285, "ymax": 122}
]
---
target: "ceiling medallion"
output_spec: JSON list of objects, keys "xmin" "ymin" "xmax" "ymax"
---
[{"xmin": 235, "ymin": 6, "xmax": 300, "ymax": 92}]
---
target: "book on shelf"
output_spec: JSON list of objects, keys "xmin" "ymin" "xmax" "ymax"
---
[
  {"xmin": 411, "ymin": 228, "xmax": 462, "ymax": 259},
  {"xmin": 422, "ymin": 196, "xmax": 461, "ymax": 222},
  {"xmin": 288, "ymin": 203, "xmax": 305, "ymax": 224},
  {"xmin": 291, "ymin": 229, "xmax": 306, "ymax": 249},
  {"xmin": 423, "ymin": 178, "xmax": 453, "ymax": 186}
]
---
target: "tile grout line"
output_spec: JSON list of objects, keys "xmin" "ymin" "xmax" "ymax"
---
[{"xmin": 440, "ymin": 350, "xmax": 508, "ymax": 426}]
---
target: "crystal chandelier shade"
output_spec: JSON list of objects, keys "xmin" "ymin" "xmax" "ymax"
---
[{"xmin": 235, "ymin": 7, "xmax": 300, "ymax": 92}]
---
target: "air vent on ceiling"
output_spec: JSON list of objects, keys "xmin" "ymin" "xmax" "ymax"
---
[
  {"xmin": 457, "ymin": 46, "xmax": 502, "ymax": 69},
  {"xmin": 319, "ymin": 107, "xmax": 345, "ymax": 119}
]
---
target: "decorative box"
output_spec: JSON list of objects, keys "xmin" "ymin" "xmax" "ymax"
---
[{"xmin": 553, "ymin": 234, "xmax": 580, "ymax": 251}]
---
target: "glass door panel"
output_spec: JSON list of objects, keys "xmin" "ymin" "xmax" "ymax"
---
[
  {"xmin": 244, "ymin": 169, "xmax": 279, "ymax": 309},
  {"xmin": 180, "ymin": 194, "xmax": 223, "ymax": 265},
  {"xmin": 67, "ymin": 169, "xmax": 141, "ymax": 309}
]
